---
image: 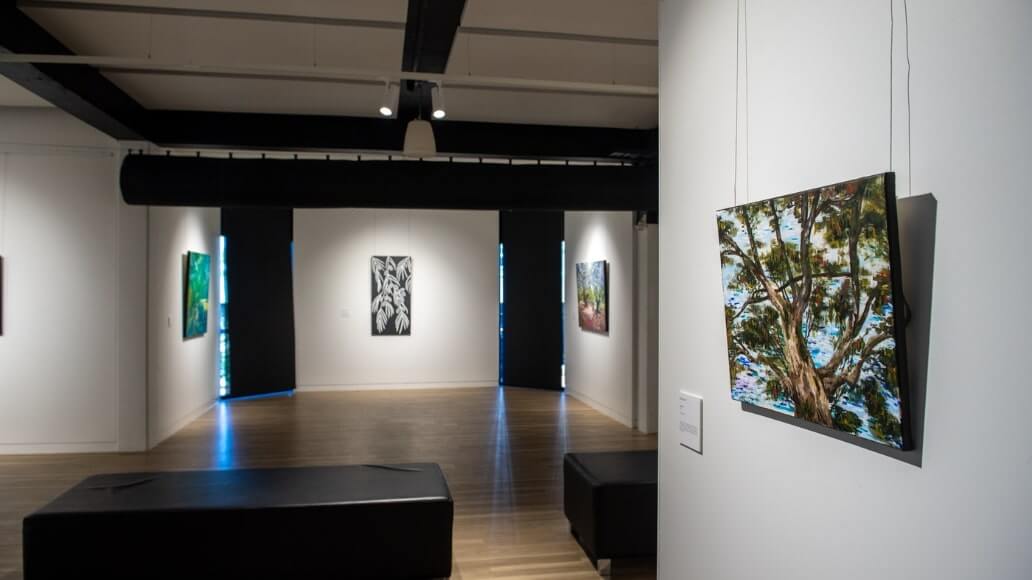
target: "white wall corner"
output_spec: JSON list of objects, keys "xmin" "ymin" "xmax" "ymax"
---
[
  {"xmin": 566, "ymin": 388, "xmax": 634, "ymax": 428},
  {"xmin": 147, "ymin": 398, "xmax": 215, "ymax": 450},
  {"xmin": 116, "ymin": 151, "xmax": 148, "ymax": 452}
]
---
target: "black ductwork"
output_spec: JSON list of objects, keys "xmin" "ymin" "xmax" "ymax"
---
[{"xmin": 120, "ymin": 155, "xmax": 658, "ymax": 211}]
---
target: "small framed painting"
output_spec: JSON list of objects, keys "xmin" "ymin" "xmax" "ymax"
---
[
  {"xmin": 184, "ymin": 251, "xmax": 211, "ymax": 339},
  {"xmin": 371, "ymin": 256, "xmax": 412, "ymax": 336},
  {"xmin": 575, "ymin": 260, "xmax": 609, "ymax": 334}
]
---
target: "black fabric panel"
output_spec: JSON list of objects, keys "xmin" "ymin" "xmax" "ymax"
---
[
  {"xmin": 221, "ymin": 208, "xmax": 296, "ymax": 397},
  {"xmin": 120, "ymin": 156, "xmax": 657, "ymax": 212},
  {"xmin": 143, "ymin": 111, "xmax": 656, "ymax": 159},
  {"xmin": 501, "ymin": 211, "xmax": 563, "ymax": 390}
]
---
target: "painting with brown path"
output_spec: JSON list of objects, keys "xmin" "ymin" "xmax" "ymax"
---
[{"xmin": 575, "ymin": 260, "xmax": 608, "ymax": 334}]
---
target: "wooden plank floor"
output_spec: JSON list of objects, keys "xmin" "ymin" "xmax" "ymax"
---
[{"xmin": 0, "ymin": 387, "xmax": 657, "ymax": 579}]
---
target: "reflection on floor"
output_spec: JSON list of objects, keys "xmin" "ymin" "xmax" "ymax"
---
[{"xmin": 0, "ymin": 387, "xmax": 657, "ymax": 579}]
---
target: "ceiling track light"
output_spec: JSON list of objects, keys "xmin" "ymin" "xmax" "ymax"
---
[
  {"xmin": 378, "ymin": 81, "xmax": 399, "ymax": 118},
  {"xmin": 430, "ymin": 82, "xmax": 446, "ymax": 120}
]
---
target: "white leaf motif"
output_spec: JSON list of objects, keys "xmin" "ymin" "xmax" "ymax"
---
[{"xmin": 371, "ymin": 255, "xmax": 412, "ymax": 335}]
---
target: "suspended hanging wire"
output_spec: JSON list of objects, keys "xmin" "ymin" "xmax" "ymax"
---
[
  {"xmin": 904, "ymin": 0, "xmax": 913, "ymax": 197},
  {"xmin": 1, "ymin": 153, "xmax": 7, "ymax": 256},
  {"xmin": 743, "ymin": 0, "xmax": 750, "ymax": 203},
  {"xmin": 889, "ymin": 0, "xmax": 894, "ymax": 172},
  {"xmin": 733, "ymin": 0, "xmax": 741, "ymax": 207}
]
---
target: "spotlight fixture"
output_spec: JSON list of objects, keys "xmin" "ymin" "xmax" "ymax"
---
[
  {"xmin": 430, "ymin": 83, "xmax": 446, "ymax": 120},
  {"xmin": 378, "ymin": 81, "xmax": 399, "ymax": 118}
]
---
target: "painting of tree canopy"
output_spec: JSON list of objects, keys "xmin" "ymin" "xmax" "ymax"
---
[
  {"xmin": 184, "ymin": 251, "xmax": 211, "ymax": 339},
  {"xmin": 371, "ymin": 256, "xmax": 412, "ymax": 336},
  {"xmin": 717, "ymin": 173, "xmax": 910, "ymax": 449},
  {"xmin": 576, "ymin": 260, "xmax": 609, "ymax": 334}
]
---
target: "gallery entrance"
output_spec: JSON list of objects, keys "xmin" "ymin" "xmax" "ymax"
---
[{"xmin": 499, "ymin": 210, "xmax": 564, "ymax": 390}]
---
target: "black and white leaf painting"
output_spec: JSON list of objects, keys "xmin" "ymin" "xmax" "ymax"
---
[{"xmin": 371, "ymin": 255, "xmax": 412, "ymax": 336}]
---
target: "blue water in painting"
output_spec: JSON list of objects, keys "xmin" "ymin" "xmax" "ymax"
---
[{"xmin": 720, "ymin": 204, "xmax": 901, "ymax": 446}]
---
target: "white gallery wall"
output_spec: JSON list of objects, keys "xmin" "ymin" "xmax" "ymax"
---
[
  {"xmin": 294, "ymin": 209, "xmax": 499, "ymax": 390},
  {"xmin": 0, "ymin": 108, "xmax": 146, "ymax": 454},
  {"xmin": 564, "ymin": 212, "xmax": 637, "ymax": 427},
  {"xmin": 635, "ymin": 223, "xmax": 659, "ymax": 434},
  {"xmin": 147, "ymin": 206, "xmax": 220, "ymax": 447},
  {"xmin": 659, "ymin": 1, "xmax": 1031, "ymax": 579}
]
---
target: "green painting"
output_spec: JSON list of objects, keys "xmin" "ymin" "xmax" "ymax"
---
[
  {"xmin": 717, "ymin": 174, "xmax": 910, "ymax": 449},
  {"xmin": 184, "ymin": 251, "xmax": 211, "ymax": 339}
]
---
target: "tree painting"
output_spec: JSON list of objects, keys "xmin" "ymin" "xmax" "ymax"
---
[
  {"xmin": 576, "ymin": 260, "xmax": 608, "ymax": 333},
  {"xmin": 371, "ymin": 256, "xmax": 412, "ymax": 336},
  {"xmin": 717, "ymin": 174, "xmax": 909, "ymax": 448},
  {"xmin": 184, "ymin": 251, "xmax": 211, "ymax": 339}
]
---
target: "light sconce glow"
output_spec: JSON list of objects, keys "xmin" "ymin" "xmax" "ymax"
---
[{"xmin": 430, "ymin": 83, "xmax": 446, "ymax": 120}]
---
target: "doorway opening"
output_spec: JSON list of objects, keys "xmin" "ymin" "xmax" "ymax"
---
[
  {"xmin": 218, "ymin": 235, "xmax": 230, "ymax": 398},
  {"xmin": 498, "ymin": 211, "xmax": 565, "ymax": 390}
]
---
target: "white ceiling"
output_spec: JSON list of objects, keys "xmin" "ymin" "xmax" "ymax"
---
[
  {"xmin": 15, "ymin": 0, "xmax": 657, "ymax": 128},
  {"xmin": 0, "ymin": 76, "xmax": 54, "ymax": 107},
  {"xmin": 461, "ymin": 0, "xmax": 656, "ymax": 40},
  {"xmin": 27, "ymin": 0, "xmax": 411, "ymax": 22}
]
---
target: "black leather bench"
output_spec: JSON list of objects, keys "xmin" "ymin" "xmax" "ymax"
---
[
  {"xmin": 564, "ymin": 450, "xmax": 658, "ymax": 575},
  {"xmin": 23, "ymin": 463, "xmax": 453, "ymax": 579}
]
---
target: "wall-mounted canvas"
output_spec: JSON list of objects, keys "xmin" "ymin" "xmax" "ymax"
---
[
  {"xmin": 184, "ymin": 251, "xmax": 211, "ymax": 339},
  {"xmin": 576, "ymin": 260, "xmax": 609, "ymax": 334},
  {"xmin": 717, "ymin": 173, "xmax": 910, "ymax": 449},
  {"xmin": 371, "ymin": 256, "xmax": 412, "ymax": 336}
]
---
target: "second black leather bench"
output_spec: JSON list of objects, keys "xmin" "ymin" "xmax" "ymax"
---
[{"xmin": 563, "ymin": 450, "xmax": 658, "ymax": 575}]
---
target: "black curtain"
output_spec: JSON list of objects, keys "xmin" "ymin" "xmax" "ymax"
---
[
  {"xmin": 221, "ymin": 208, "xmax": 296, "ymax": 398},
  {"xmin": 500, "ymin": 210, "xmax": 563, "ymax": 390}
]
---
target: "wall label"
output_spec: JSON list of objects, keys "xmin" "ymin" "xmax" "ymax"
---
[{"xmin": 679, "ymin": 391, "xmax": 703, "ymax": 453}]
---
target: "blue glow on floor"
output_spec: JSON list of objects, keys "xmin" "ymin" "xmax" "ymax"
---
[{"xmin": 214, "ymin": 401, "xmax": 235, "ymax": 469}]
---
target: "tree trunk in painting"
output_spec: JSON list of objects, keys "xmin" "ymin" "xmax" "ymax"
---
[
  {"xmin": 783, "ymin": 318, "xmax": 834, "ymax": 427},
  {"xmin": 717, "ymin": 175, "xmax": 904, "ymax": 446}
]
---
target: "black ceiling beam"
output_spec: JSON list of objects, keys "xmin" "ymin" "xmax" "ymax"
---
[
  {"xmin": 120, "ymin": 155, "xmax": 657, "ymax": 212},
  {"xmin": 147, "ymin": 111, "xmax": 406, "ymax": 152},
  {"xmin": 402, "ymin": 0, "xmax": 466, "ymax": 72},
  {"xmin": 145, "ymin": 110, "xmax": 657, "ymax": 160},
  {"xmin": 398, "ymin": 0, "xmax": 466, "ymax": 121},
  {"xmin": 0, "ymin": 0, "xmax": 147, "ymax": 139}
]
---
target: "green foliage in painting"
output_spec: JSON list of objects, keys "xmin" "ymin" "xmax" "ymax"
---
[
  {"xmin": 184, "ymin": 251, "xmax": 211, "ymax": 338},
  {"xmin": 575, "ymin": 260, "xmax": 608, "ymax": 333},
  {"xmin": 717, "ymin": 174, "xmax": 906, "ymax": 448}
]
